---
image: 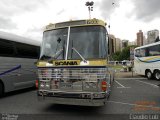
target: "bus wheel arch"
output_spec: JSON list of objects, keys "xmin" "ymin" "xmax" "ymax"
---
[
  {"xmin": 145, "ymin": 69, "xmax": 152, "ymax": 79},
  {"xmin": 0, "ymin": 80, "xmax": 4, "ymax": 97},
  {"xmin": 153, "ymin": 69, "xmax": 160, "ymax": 80}
]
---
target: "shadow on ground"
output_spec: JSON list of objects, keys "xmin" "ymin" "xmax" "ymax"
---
[
  {"xmin": 2, "ymin": 87, "xmax": 36, "ymax": 98},
  {"xmin": 44, "ymin": 104, "xmax": 104, "ymax": 114}
]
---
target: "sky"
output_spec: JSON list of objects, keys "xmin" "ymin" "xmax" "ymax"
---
[{"xmin": 0, "ymin": 0, "xmax": 160, "ymax": 42}]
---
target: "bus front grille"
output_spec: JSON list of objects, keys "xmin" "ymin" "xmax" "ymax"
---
[{"xmin": 38, "ymin": 67, "xmax": 108, "ymax": 92}]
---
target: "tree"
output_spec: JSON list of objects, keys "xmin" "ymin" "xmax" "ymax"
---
[
  {"xmin": 111, "ymin": 45, "xmax": 138, "ymax": 61},
  {"xmin": 120, "ymin": 46, "xmax": 130, "ymax": 60},
  {"xmin": 112, "ymin": 51, "xmax": 121, "ymax": 61}
]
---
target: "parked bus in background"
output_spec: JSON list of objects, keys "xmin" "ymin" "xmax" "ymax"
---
[
  {"xmin": 134, "ymin": 41, "xmax": 160, "ymax": 80},
  {"xmin": 36, "ymin": 18, "xmax": 114, "ymax": 106},
  {"xmin": 0, "ymin": 31, "xmax": 40, "ymax": 97}
]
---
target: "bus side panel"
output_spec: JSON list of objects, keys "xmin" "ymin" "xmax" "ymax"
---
[
  {"xmin": 134, "ymin": 56, "xmax": 160, "ymax": 76},
  {"xmin": 134, "ymin": 57, "xmax": 144, "ymax": 75},
  {"xmin": 0, "ymin": 57, "xmax": 37, "ymax": 93},
  {"xmin": 15, "ymin": 58, "xmax": 37, "ymax": 90}
]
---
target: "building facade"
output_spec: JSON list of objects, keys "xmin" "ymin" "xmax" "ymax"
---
[
  {"xmin": 136, "ymin": 30, "xmax": 143, "ymax": 47},
  {"xmin": 115, "ymin": 38, "xmax": 121, "ymax": 52},
  {"xmin": 121, "ymin": 39, "xmax": 128, "ymax": 50},
  {"xmin": 128, "ymin": 41, "xmax": 136, "ymax": 46},
  {"xmin": 146, "ymin": 29, "xmax": 159, "ymax": 44},
  {"xmin": 108, "ymin": 34, "xmax": 116, "ymax": 55},
  {"xmin": 143, "ymin": 36, "xmax": 147, "ymax": 45}
]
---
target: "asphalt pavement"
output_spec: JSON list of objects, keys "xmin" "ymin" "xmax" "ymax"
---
[
  {"xmin": 0, "ymin": 72, "xmax": 160, "ymax": 120},
  {"xmin": 115, "ymin": 71, "xmax": 146, "ymax": 78}
]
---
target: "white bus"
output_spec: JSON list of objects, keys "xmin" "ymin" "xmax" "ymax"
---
[
  {"xmin": 0, "ymin": 31, "xmax": 40, "ymax": 96},
  {"xmin": 134, "ymin": 41, "xmax": 160, "ymax": 80}
]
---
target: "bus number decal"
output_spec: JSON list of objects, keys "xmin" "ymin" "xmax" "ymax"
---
[{"xmin": 87, "ymin": 20, "xmax": 98, "ymax": 24}]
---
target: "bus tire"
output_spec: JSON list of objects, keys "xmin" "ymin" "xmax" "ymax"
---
[
  {"xmin": 154, "ymin": 70, "xmax": 160, "ymax": 80},
  {"xmin": 145, "ymin": 70, "xmax": 152, "ymax": 80},
  {"xmin": 0, "ymin": 82, "xmax": 4, "ymax": 97}
]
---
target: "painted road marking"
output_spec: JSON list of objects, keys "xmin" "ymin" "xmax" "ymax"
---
[
  {"xmin": 115, "ymin": 80, "xmax": 125, "ymax": 87},
  {"xmin": 117, "ymin": 87, "xmax": 131, "ymax": 89},
  {"xmin": 135, "ymin": 80, "xmax": 159, "ymax": 88},
  {"xmin": 115, "ymin": 78, "xmax": 147, "ymax": 80},
  {"xmin": 115, "ymin": 80, "xmax": 130, "ymax": 88},
  {"xmin": 107, "ymin": 100, "xmax": 160, "ymax": 109}
]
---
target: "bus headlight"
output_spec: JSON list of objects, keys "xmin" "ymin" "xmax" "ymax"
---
[
  {"xmin": 45, "ymin": 82, "xmax": 50, "ymax": 89},
  {"xmin": 40, "ymin": 82, "xmax": 50, "ymax": 89},
  {"xmin": 40, "ymin": 82, "xmax": 45, "ymax": 89}
]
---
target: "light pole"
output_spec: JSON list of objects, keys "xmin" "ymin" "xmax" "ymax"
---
[{"xmin": 85, "ymin": 1, "xmax": 94, "ymax": 19}]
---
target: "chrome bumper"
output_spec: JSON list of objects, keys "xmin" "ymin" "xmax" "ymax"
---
[
  {"xmin": 37, "ymin": 90, "xmax": 108, "ymax": 106},
  {"xmin": 38, "ymin": 95, "xmax": 106, "ymax": 106}
]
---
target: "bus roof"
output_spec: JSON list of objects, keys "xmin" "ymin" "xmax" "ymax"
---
[
  {"xmin": 44, "ymin": 18, "xmax": 106, "ymax": 31},
  {"xmin": 0, "ymin": 31, "xmax": 41, "ymax": 46},
  {"xmin": 135, "ymin": 41, "xmax": 160, "ymax": 50}
]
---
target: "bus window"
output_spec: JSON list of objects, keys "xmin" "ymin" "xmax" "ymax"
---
[
  {"xmin": 14, "ymin": 42, "xmax": 39, "ymax": 59},
  {"xmin": 135, "ymin": 49, "xmax": 141, "ymax": 57},
  {"xmin": 0, "ymin": 39, "xmax": 14, "ymax": 56},
  {"xmin": 145, "ymin": 48, "xmax": 149, "ymax": 57},
  {"xmin": 148, "ymin": 44, "xmax": 160, "ymax": 56},
  {"xmin": 140, "ymin": 48, "xmax": 146, "ymax": 57}
]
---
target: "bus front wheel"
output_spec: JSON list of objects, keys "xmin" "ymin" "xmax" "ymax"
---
[
  {"xmin": 146, "ymin": 70, "xmax": 152, "ymax": 80},
  {"xmin": 154, "ymin": 70, "xmax": 160, "ymax": 80}
]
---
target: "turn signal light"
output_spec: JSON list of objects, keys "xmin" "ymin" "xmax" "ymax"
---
[
  {"xmin": 101, "ymin": 81, "xmax": 107, "ymax": 91},
  {"xmin": 36, "ymin": 80, "xmax": 39, "ymax": 89}
]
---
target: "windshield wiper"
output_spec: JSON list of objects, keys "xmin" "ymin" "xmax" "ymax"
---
[
  {"xmin": 54, "ymin": 37, "xmax": 65, "ymax": 59},
  {"xmin": 48, "ymin": 49, "xmax": 63, "ymax": 63},
  {"xmin": 52, "ymin": 49, "xmax": 63, "ymax": 59},
  {"xmin": 72, "ymin": 47, "xmax": 87, "ymax": 63}
]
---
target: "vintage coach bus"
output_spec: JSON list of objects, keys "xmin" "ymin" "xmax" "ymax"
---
[{"xmin": 36, "ymin": 18, "xmax": 114, "ymax": 106}]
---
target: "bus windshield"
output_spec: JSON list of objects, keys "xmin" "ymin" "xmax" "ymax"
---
[{"xmin": 40, "ymin": 26, "xmax": 107, "ymax": 60}]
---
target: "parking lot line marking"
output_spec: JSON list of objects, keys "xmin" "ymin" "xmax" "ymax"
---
[
  {"xmin": 115, "ymin": 78, "xmax": 147, "ymax": 80},
  {"xmin": 135, "ymin": 80, "xmax": 159, "ymax": 88},
  {"xmin": 115, "ymin": 80, "xmax": 125, "ymax": 88},
  {"xmin": 117, "ymin": 87, "xmax": 131, "ymax": 89},
  {"xmin": 107, "ymin": 100, "xmax": 160, "ymax": 109}
]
